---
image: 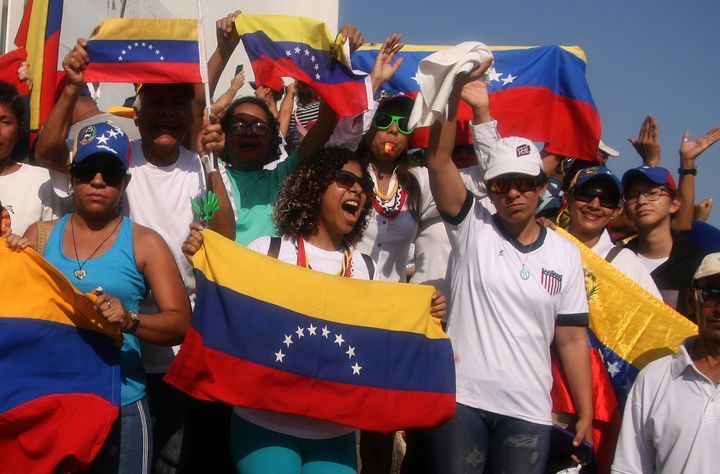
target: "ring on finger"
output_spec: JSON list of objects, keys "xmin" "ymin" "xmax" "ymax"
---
[{"xmin": 105, "ymin": 300, "xmax": 112, "ymax": 308}]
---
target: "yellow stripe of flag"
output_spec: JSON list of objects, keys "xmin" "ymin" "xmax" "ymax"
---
[
  {"xmin": 90, "ymin": 18, "xmax": 199, "ymax": 41},
  {"xmin": 234, "ymin": 14, "xmax": 337, "ymax": 54}
]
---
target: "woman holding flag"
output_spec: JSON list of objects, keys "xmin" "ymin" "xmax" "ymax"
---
[{"xmin": 182, "ymin": 146, "xmax": 447, "ymax": 474}]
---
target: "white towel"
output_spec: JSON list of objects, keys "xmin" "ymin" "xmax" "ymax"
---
[{"xmin": 408, "ymin": 42, "xmax": 495, "ymax": 129}]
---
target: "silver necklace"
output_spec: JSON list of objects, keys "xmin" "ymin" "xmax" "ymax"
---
[{"xmin": 70, "ymin": 214, "xmax": 122, "ymax": 280}]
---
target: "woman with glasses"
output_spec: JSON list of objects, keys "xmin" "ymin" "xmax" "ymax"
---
[
  {"xmin": 6, "ymin": 122, "xmax": 191, "ymax": 474},
  {"xmin": 421, "ymin": 63, "xmax": 593, "ymax": 473},
  {"xmin": 621, "ymin": 166, "xmax": 706, "ymax": 316},
  {"xmin": 564, "ymin": 166, "xmax": 661, "ymax": 297},
  {"xmin": 182, "ymin": 146, "xmax": 448, "ymax": 474}
]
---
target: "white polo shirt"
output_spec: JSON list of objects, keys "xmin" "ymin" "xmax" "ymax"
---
[
  {"xmin": 612, "ymin": 337, "xmax": 719, "ymax": 474},
  {"xmin": 445, "ymin": 195, "xmax": 589, "ymax": 425}
]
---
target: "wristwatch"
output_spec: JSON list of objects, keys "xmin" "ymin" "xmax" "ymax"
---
[
  {"xmin": 678, "ymin": 167, "xmax": 697, "ymax": 176},
  {"xmin": 125, "ymin": 311, "xmax": 141, "ymax": 333}
]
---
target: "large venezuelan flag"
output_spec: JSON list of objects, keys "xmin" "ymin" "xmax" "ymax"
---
[
  {"xmin": 165, "ymin": 230, "xmax": 455, "ymax": 432},
  {"xmin": 0, "ymin": 240, "xmax": 121, "ymax": 472},
  {"xmin": 353, "ymin": 45, "xmax": 602, "ymax": 161},
  {"xmin": 14, "ymin": 0, "xmax": 64, "ymax": 131},
  {"xmin": 84, "ymin": 18, "xmax": 202, "ymax": 84},
  {"xmin": 551, "ymin": 228, "xmax": 697, "ymax": 473},
  {"xmin": 234, "ymin": 15, "xmax": 372, "ymax": 117}
]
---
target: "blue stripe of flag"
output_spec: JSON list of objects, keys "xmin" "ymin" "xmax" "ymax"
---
[
  {"xmin": 193, "ymin": 271, "xmax": 455, "ymax": 394},
  {"xmin": 588, "ymin": 330, "xmax": 639, "ymax": 408},
  {"xmin": 45, "ymin": 0, "xmax": 64, "ymax": 40},
  {"xmin": 86, "ymin": 39, "xmax": 199, "ymax": 64}
]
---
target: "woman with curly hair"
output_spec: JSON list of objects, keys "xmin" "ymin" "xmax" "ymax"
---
[{"xmin": 183, "ymin": 146, "xmax": 446, "ymax": 473}]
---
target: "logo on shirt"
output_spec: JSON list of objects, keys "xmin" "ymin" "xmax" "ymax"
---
[
  {"xmin": 516, "ymin": 144, "xmax": 531, "ymax": 157},
  {"xmin": 541, "ymin": 268, "xmax": 563, "ymax": 295}
]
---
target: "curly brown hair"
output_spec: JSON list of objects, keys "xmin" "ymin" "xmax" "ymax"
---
[{"xmin": 273, "ymin": 147, "xmax": 372, "ymax": 248}]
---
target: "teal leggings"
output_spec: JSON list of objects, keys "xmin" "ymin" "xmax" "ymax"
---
[{"xmin": 230, "ymin": 414, "xmax": 358, "ymax": 474}]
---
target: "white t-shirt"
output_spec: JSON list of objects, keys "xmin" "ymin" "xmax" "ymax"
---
[
  {"xmin": 0, "ymin": 163, "xmax": 71, "ymax": 235},
  {"xmin": 636, "ymin": 254, "xmax": 669, "ymax": 275},
  {"xmin": 234, "ymin": 235, "xmax": 373, "ymax": 439},
  {"xmin": 446, "ymin": 196, "xmax": 589, "ymax": 425},
  {"xmin": 612, "ymin": 337, "xmax": 720, "ymax": 474},
  {"xmin": 124, "ymin": 140, "xmax": 206, "ymax": 373},
  {"xmin": 591, "ymin": 230, "xmax": 662, "ymax": 300}
]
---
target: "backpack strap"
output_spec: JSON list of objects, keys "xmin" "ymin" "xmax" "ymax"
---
[
  {"xmin": 361, "ymin": 253, "xmax": 375, "ymax": 280},
  {"xmin": 36, "ymin": 220, "xmax": 47, "ymax": 256},
  {"xmin": 605, "ymin": 245, "xmax": 623, "ymax": 264},
  {"xmin": 267, "ymin": 236, "xmax": 282, "ymax": 259}
]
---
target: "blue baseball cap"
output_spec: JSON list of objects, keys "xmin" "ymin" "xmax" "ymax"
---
[
  {"xmin": 569, "ymin": 166, "xmax": 621, "ymax": 195},
  {"xmin": 621, "ymin": 165, "xmax": 677, "ymax": 193},
  {"xmin": 72, "ymin": 122, "xmax": 130, "ymax": 170}
]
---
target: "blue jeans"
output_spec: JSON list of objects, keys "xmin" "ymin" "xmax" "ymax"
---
[
  {"xmin": 89, "ymin": 397, "xmax": 153, "ymax": 474},
  {"xmin": 424, "ymin": 403, "xmax": 551, "ymax": 474}
]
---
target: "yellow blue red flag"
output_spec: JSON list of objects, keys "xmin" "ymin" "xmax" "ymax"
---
[
  {"xmin": 84, "ymin": 18, "xmax": 202, "ymax": 84},
  {"xmin": 165, "ymin": 230, "xmax": 455, "ymax": 432},
  {"xmin": 0, "ymin": 239, "xmax": 121, "ymax": 472},
  {"xmin": 234, "ymin": 15, "xmax": 372, "ymax": 117}
]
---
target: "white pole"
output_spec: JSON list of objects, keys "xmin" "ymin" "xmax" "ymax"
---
[{"xmin": 196, "ymin": 0, "xmax": 216, "ymax": 173}]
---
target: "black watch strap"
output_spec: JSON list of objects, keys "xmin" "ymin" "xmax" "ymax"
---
[{"xmin": 678, "ymin": 167, "xmax": 697, "ymax": 176}]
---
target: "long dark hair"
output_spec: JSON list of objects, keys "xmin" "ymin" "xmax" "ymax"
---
[{"xmin": 273, "ymin": 147, "xmax": 372, "ymax": 248}]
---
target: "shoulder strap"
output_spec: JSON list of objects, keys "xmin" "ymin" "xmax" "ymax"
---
[
  {"xmin": 605, "ymin": 245, "xmax": 623, "ymax": 264},
  {"xmin": 361, "ymin": 253, "xmax": 375, "ymax": 280},
  {"xmin": 35, "ymin": 220, "xmax": 48, "ymax": 256},
  {"xmin": 267, "ymin": 236, "xmax": 282, "ymax": 259}
]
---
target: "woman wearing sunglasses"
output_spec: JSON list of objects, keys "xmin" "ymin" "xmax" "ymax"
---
[
  {"xmin": 564, "ymin": 166, "xmax": 661, "ymax": 297},
  {"xmin": 6, "ymin": 122, "xmax": 191, "ymax": 473},
  {"xmin": 182, "ymin": 146, "xmax": 448, "ymax": 474},
  {"xmin": 421, "ymin": 62, "xmax": 593, "ymax": 473}
]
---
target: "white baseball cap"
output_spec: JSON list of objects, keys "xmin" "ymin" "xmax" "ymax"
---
[
  {"xmin": 693, "ymin": 253, "xmax": 720, "ymax": 282},
  {"xmin": 484, "ymin": 137, "xmax": 543, "ymax": 181}
]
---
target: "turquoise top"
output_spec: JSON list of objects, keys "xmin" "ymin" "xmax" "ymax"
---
[
  {"xmin": 226, "ymin": 151, "xmax": 300, "ymax": 246},
  {"xmin": 44, "ymin": 214, "xmax": 148, "ymax": 406}
]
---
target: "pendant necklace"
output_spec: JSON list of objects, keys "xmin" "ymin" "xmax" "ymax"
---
[
  {"xmin": 520, "ymin": 252, "xmax": 531, "ymax": 280},
  {"xmin": 71, "ymin": 214, "xmax": 122, "ymax": 280}
]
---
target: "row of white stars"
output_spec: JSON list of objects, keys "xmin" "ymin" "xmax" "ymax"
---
[
  {"xmin": 118, "ymin": 42, "xmax": 164, "ymax": 62},
  {"xmin": 274, "ymin": 324, "xmax": 362, "ymax": 374},
  {"xmin": 93, "ymin": 128, "xmax": 123, "ymax": 145},
  {"xmin": 410, "ymin": 69, "xmax": 516, "ymax": 87},
  {"xmin": 285, "ymin": 46, "xmax": 322, "ymax": 80}
]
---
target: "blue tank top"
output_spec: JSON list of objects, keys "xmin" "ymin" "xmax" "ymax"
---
[{"xmin": 44, "ymin": 214, "xmax": 148, "ymax": 405}]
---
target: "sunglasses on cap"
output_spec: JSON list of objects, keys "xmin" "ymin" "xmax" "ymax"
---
[
  {"xmin": 71, "ymin": 162, "xmax": 127, "ymax": 187},
  {"xmin": 571, "ymin": 187, "xmax": 621, "ymax": 209},
  {"xmin": 334, "ymin": 170, "xmax": 373, "ymax": 194},
  {"xmin": 694, "ymin": 288, "xmax": 720, "ymax": 306},
  {"xmin": 487, "ymin": 176, "xmax": 542, "ymax": 194},
  {"xmin": 229, "ymin": 120, "xmax": 270, "ymax": 136},
  {"xmin": 372, "ymin": 113, "xmax": 413, "ymax": 135}
]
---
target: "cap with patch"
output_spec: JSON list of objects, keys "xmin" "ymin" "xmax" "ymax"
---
[
  {"xmin": 485, "ymin": 137, "xmax": 543, "ymax": 181},
  {"xmin": 621, "ymin": 165, "xmax": 677, "ymax": 193},
  {"xmin": 73, "ymin": 122, "xmax": 130, "ymax": 170},
  {"xmin": 569, "ymin": 166, "xmax": 621, "ymax": 195},
  {"xmin": 693, "ymin": 252, "xmax": 720, "ymax": 282},
  {"xmin": 377, "ymin": 94, "xmax": 415, "ymax": 116}
]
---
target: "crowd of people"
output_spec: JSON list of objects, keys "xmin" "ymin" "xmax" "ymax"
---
[{"xmin": 2, "ymin": 9, "xmax": 720, "ymax": 474}]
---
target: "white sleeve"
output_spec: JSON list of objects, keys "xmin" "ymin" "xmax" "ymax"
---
[
  {"xmin": 557, "ymin": 242, "xmax": 589, "ymax": 320},
  {"xmin": 471, "ymin": 120, "xmax": 501, "ymax": 173},
  {"xmin": 247, "ymin": 236, "xmax": 272, "ymax": 255},
  {"xmin": 611, "ymin": 375, "xmax": 656, "ymax": 474}
]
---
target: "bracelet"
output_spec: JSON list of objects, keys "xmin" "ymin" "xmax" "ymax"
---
[
  {"xmin": 678, "ymin": 167, "xmax": 697, "ymax": 176},
  {"xmin": 124, "ymin": 311, "xmax": 141, "ymax": 334}
]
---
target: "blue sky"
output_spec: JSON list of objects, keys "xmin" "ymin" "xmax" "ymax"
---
[{"xmin": 340, "ymin": 0, "xmax": 720, "ymax": 226}]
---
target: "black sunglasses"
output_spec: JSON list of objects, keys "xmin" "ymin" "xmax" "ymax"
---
[
  {"xmin": 372, "ymin": 112, "xmax": 413, "ymax": 135},
  {"xmin": 335, "ymin": 170, "xmax": 373, "ymax": 193},
  {"xmin": 487, "ymin": 176, "xmax": 541, "ymax": 194},
  {"xmin": 72, "ymin": 163, "xmax": 126, "ymax": 187},
  {"xmin": 229, "ymin": 121, "xmax": 270, "ymax": 136},
  {"xmin": 571, "ymin": 188, "xmax": 621, "ymax": 209}
]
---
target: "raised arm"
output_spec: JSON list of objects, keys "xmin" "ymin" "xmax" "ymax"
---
[
  {"xmin": 208, "ymin": 10, "xmax": 242, "ymax": 97},
  {"xmin": 628, "ymin": 115, "xmax": 661, "ymax": 167},
  {"xmin": 277, "ymin": 81, "xmax": 297, "ymax": 137},
  {"xmin": 426, "ymin": 60, "xmax": 492, "ymax": 217},
  {"xmin": 210, "ymin": 70, "xmax": 245, "ymax": 119},
  {"xmin": 34, "ymin": 39, "xmax": 89, "ymax": 173}
]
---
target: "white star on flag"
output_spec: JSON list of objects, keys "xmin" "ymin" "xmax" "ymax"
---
[
  {"xmin": 296, "ymin": 327, "xmax": 305, "ymax": 338},
  {"xmin": 96, "ymin": 134, "xmax": 110, "ymax": 145},
  {"xmin": 345, "ymin": 346, "xmax": 355, "ymax": 359},
  {"xmin": 351, "ymin": 362, "xmax": 362, "ymax": 375},
  {"xmin": 127, "ymin": 44, "xmax": 132, "ymax": 50},
  {"xmin": 134, "ymin": 42, "xmax": 139, "ymax": 47},
  {"xmin": 121, "ymin": 50, "xmax": 126, "ymax": 55},
  {"xmin": 321, "ymin": 326, "xmax": 330, "ymax": 338},
  {"xmin": 501, "ymin": 74, "xmax": 517, "ymax": 86},
  {"xmin": 307, "ymin": 324, "xmax": 317, "ymax": 336},
  {"xmin": 314, "ymin": 64, "xmax": 319, "ymax": 70},
  {"xmin": 607, "ymin": 361, "xmax": 620, "ymax": 378},
  {"xmin": 160, "ymin": 56, "xmax": 164, "ymax": 61},
  {"xmin": 315, "ymin": 73, "xmax": 321, "ymax": 80},
  {"xmin": 141, "ymin": 42, "xmax": 146, "ymax": 47},
  {"xmin": 148, "ymin": 44, "xmax": 153, "ymax": 50},
  {"xmin": 108, "ymin": 129, "xmax": 119, "ymax": 139},
  {"xmin": 294, "ymin": 46, "xmax": 301, "ymax": 54},
  {"xmin": 275, "ymin": 350, "xmax": 285, "ymax": 362},
  {"xmin": 283, "ymin": 335, "xmax": 293, "ymax": 347},
  {"xmin": 304, "ymin": 49, "xmax": 310, "ymax": 56},
  {"xmin": 155, "ymin": 50, "xmax": 160, "ymax": 55},
  {"xmin": 411, "ymin": 71, "xmax": 420, "ymax": 85},
  {"xmin": 487, "ymin": 68, "xmax": 502, "ymax": 82},
  {"xmin": 286, "ymin": 50, "xmax": 292, "ymax": 57},
  {"xmin": 310, "ymin": 55, "xmax": 316, "ymax": 62},
  {"xmin": 118, "ymin": 56, "xmax": 123, "ymax": 61},
  {"xmin": 334, "ymin": 334, "xmax": 345, "ymax": 346}
]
